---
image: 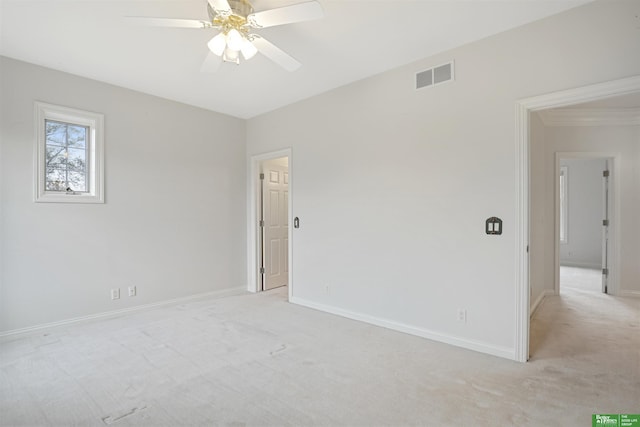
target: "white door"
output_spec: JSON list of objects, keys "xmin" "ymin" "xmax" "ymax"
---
[
  {"xmin": 601, "ymin": 166, "xmax": 610, "ymax": 294},
  {"xmin": 261, "ymin": 158, "xmax": 289, "ymax": 290}
]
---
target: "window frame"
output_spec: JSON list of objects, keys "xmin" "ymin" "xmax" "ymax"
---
[
  {"xmin": 559, "ymin": 165, "xmax": 568, "ymax": 244},
  {"xmin": 34, "ymin": 102, "xmax": 104, "ymax": 203}
]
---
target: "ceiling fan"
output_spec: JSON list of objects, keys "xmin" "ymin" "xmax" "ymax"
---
[{"xmin": 128, "ymin": 0, "xmax": 323, "ymax": 72}]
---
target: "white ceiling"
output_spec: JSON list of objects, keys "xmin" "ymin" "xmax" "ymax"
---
[{"xmin": 0, "ymin": 0, "xmax": 591, "ymax": 119}]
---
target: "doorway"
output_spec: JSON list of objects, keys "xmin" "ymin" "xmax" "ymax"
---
[
  {"xmin": 259, "ymin": 156, "xmax": 289, "ymax": 291},
  {"xmin": 514, "ymin": 75, "xmax": 640, "ymax": 362},
  {"xmin": 556, "ymin": 155, "xmax": 612, "ymax": 295},
  {"xmin": 247, "ymin": 148, "xmax": 293, "ymax": 298}
]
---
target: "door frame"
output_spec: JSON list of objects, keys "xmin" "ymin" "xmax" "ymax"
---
[
  {"xmin": 514, "ymin": 75, "xmax": 640, "ymax": 362},
  {"xmin": 247, "ymin": 148, "xmax": 292, "ymax": 300},
  {"xmin": 553, "ymin": 153, "xmax": 620, "ymax": 296}
]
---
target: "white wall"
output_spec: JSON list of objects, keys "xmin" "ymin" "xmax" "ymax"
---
[
  {"xmin": 559, "ymin": 158, "xmax": 606, "ymax": 269},
  {"xmin": 0, "ymin": 57, "xmax": 247, "ymax": 333},
  {"xmin": 530, "ymin": 113, "xmax": 550, "ymax": 309},
  {"xmin": 247, "ymin": 0, "xmax": 640, "ymax": 358}
]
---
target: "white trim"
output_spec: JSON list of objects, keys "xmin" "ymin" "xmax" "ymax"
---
[
  {"xmin": 247, "ymin": 148, "xmax": 293, "ymax": 302},
  {"xmin": 0, "ymin": 286, "xmax": 246, "ymax": 339},
  {"xmin": 619, "ymin": 290, "xmax": 640, "ymax": 298},
  {"xmin": 538, "ymin": 108, "xmax": 640, "ymax": 127},
  {"xmin": 517, "ymin": 76, "xmax": 640, "ymax": 111},
  {"xmin": 34, "ymin": 101, "xmax": 105, "ymax": 203},
  {"xmin": 530, "ymin": 290, "xmax": 554, "ymax": 317},
  {"xmin": 515, "ymin": 74, "xmax": 640, "ymax": 363},
  {"xmin": 514, "ymin": 101, "xmax": 530, "ymax": 363},
  {"xmin": 291, "ymin": 297, "xmax": 514, "ymax": 360}
]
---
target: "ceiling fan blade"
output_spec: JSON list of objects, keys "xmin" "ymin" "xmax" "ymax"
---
[
  {"xmin": 251, "ymin": 36, "xmax": 301, "ymax": 72},
  {"xmin": 248, "ymin": 1, "xmax": 323, "ymax": 28},
  {"xmin": 125, "ymin": 17, "xmax": 213, "ymax": 29},
  {"xmin": 200, "ymin": 52, "xmax": 223, "ymax": 73},
  {"xmin": 208, "ymin": 0, "xmax": 232, "ymax": 15}
]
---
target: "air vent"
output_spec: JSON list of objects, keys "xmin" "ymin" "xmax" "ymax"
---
[{"xmin": 416, "ymin": 61, "xmax": 454, "ymax": 89}]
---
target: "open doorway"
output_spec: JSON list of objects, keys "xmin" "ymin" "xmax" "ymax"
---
[
  {"xmin": 556, "ymin": 156, "xmax": 611, "ymax": 295},
  {"xmin": 514, "ymin": 75, "xmax": 640, "ymax": 362},
  {"xmin": 247, "ymin": 148, "xmax": 293, "ymax": 298}
]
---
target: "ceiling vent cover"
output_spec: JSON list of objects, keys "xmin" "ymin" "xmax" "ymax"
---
[{"xmin": 416, "ymin": 61, "xmax": 454, "ymax": 89}]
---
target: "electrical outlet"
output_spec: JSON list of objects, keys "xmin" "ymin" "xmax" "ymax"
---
[
  {"xmin": 111, "ymin": 288, "xmax": 120, "ymax": 300},
  {"xmin": 128, "ymin": 286, "xmax": 136, "ymax": 297},
  {"xmin": 457, "ymin": 308, "xmax": 467, "ymax": 323}
]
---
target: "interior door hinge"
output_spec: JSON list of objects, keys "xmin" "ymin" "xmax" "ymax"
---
[
  {"xmin": 602, "ymin": 268, "xmax": 608, "ymax": 276},
  {"xmin": 259, "ymin": 220, "xmax": 264, "ymax": 227},
  {"xmin": 602, "ymin": 219, "xmax": 609, "ymax": 226},
  {"xmin": 260, "ymin": 267, "xmax": 265, "ymax": 274},
  {"xmin": 603, "ymin": 170, "xmax": 610, "ymax": 177},
  {"xmin": 260, "ymin": 173, "xmax": 265, "ymax": 180}
]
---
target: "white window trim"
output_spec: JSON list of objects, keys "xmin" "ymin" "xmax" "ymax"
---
[
  {"xmin": 34, "ymin": 102, "xmax": 104, "ymax": 203},
  {"xmin": 559, "ymin": 165, "xmax": 568, "ymax": 244}
]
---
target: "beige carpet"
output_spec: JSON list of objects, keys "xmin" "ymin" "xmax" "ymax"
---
[
  {"xmin": 559, "ymin": 265, "xmax": 603, "ymax": 293},
  {"xmin": 1, "ymin": 271, "xmax": 638, "ymax": 426}
]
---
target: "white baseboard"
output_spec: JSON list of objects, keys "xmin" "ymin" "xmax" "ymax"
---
[
  {"xmin": 290, "ymin": 297, "xmax": 515, "ymax": 361},
  {"xmin": 619, "ymin": 290, "xmax": 640, "ymax": 298},
  {"xmin": 530, "ymin": 289, "xmax": 554, "ymax": 317},
  {"xmin": 559, "ymin": 261, "xmax": 601, "ymax": 269},
  {"xmin": 0, "ymin": 286, "xmax": 247, "ymax": 339}
]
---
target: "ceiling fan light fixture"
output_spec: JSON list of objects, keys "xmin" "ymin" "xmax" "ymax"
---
[
  {"xmin": 222, "ymin": 47, "xmax": 241, "ymax": 64},
  {"xmin": 241, "ymin": 39, "xmax": 258, "ymax": 60},
  {"xmin": 207, "ymin": 33, "xmax": 227, "ymax": 56},
  {"xmin": 226, "ymin": 28, "xmax": 244, "ymax": 51}
]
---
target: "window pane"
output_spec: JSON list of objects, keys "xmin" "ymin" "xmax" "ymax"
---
[
  {"xmin": 559, "ymin": 166, "xmax": 568, "ymax": 243},
  {"xmin": 46, "ymin": 167, "xmax": 66, "ymax": 180},
  {"xmin": 45, "ymin": 180, "xmax": 66, "ymax": 191},
  {"xmin": 67, "ymin": 147, "xmax": 87, "ymax": 172},
  {"xmin": 46, "ymin": 167, "xmax": 67, "ymax": 191},
  {"xmin": 66, "ymin": 125, "xmax": 87, "ymax": 149},
  {"xmin": 46, "ymin": 145, "xmax": 66, "ymax": 165},
  {"xmin": 44, "ymin": 120, "xmax": 89, "ymax": 193},
  {"xmin": 45, "ymin": 121, "xmax": 67, "ymax": 146},
  {"xmin": 67, "ymin": 171, "xmax": 87, "ymax": 192}
]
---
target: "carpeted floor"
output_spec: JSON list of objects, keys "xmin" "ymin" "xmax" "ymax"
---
[
  {"xmin": 559, "ymin": 265, "xmax": 603, "ymax": 293},
  {"xmin": 1, "ymin": 270, "xmax": 638, "ymax": 426}
]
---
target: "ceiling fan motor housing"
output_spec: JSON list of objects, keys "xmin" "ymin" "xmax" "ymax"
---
[{"xmin": 207, "ymin": 0, "xmax": 254, "ymax": 21}]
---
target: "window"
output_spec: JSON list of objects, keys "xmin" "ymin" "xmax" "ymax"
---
[
  {"xmin": 35, "ymin": 102, "xmax": 104, "ymax": 203},
  {"xmin": 559, "ymin": 166, "xmax": 568, "ymax": 243}
]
